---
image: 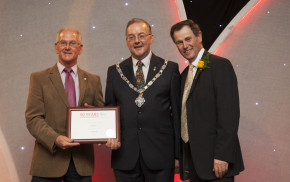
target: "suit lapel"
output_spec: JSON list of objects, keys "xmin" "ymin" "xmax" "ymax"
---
[
  {"xmin": 188, "ymin": 51, "xmax": 210, "ymax": 96},
  {"xmin": 49, "ymin": 64, "xmax": 69, "ymax": 107},
  {"xmin": 188, "ymin": 68, "xmax": 202, "ymax": 95},
  {"xmin": 146, "ymin": 54, "xmax": 162, "ymax": 84},
  {"xmin": 181, "ymin": 66, "xmax": 189, "ymax": 96},
  {"xmin": 121, "ymin": 58, "xmax": 137, "ymax": 87},
  {"xmin": 78, "ymin": 68, "xmax": 88, "ymax": 107}
]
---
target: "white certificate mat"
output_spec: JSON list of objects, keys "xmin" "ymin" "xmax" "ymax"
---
[{"xmin": 67, "ymin": 107, "xmax": 120, "ymax": 143}]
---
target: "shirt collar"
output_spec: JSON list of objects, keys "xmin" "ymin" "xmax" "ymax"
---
[
  {"xmin": 191, "ymin": 48, "xmax": 205, "ymax": 67},
  {"xmin": 57, "ymin": 62, "xmax": 78, "ymax": 75},
  {"xmin": 132, "ymin": 51, "xmax": 152, "ymax": 68}
]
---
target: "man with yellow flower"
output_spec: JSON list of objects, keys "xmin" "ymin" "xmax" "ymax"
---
[{"xmin": 170, "ymin": 20, "xmax": 244, "ymax": 182}]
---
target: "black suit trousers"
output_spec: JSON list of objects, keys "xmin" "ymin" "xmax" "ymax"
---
[{"xmin": 114, "ymin": 151, "xmax": 174, "ymax": 182}]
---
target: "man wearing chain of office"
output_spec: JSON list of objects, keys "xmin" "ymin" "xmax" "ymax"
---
[{"xmin": 104, "ymin": 18, "xmax": 181, "ymax": 182}]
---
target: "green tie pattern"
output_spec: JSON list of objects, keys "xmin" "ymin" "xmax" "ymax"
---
[{"xmin": 136, "ymin": 61, "xmax": 145, "ymax": 90}]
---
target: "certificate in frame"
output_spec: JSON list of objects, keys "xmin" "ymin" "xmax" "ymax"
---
[{"xmin": 67, "ymin": 106, "xmax": 120, "ymax": 143}]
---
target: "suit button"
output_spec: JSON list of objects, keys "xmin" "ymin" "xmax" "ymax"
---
[
  {"xmin": 138, "ymin": 111, "xmax": 141, "ymax": 114},
  {"xmin": 139, "ymin": 128, "xmax": 141, "ymax": 130}
]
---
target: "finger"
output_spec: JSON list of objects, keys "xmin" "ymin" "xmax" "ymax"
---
[
  {"xmin": 105, "ymin": 143, "xmax": 110, "ymax": 148},
  {"xmin": 111, "ymin": 140, "xmax": 117, "ymax": 150},
  {"xmin": 62, "ymin": 142, "xmax": 80, "ymax": 149},
  {"xmin": 106, "ymin": 139, "xmax": 112, "ymax": 147},
  {"xmin": 112, "ymin": 141, "xmax": 120, "ymax": 150},
  {"xmin": 225, "ymin": 164, "xmax": 229, "ymax": 173},
  {"xmin": 218, "ymin": 166, "xmax": 225, "ymax": 178},
  {"xmin": 66, "ymin": 138, "xmax": 75, "ymax": 143},
  {"xmin": 221, "ymin": 166, "xmax": 226, "ymax": 177},
  {"xmin": 221, "ymin": 163, "xmax": 228, "ymax": 177},
  {"xmin": 84, "ymin": 103, "xmax": 93, "ymax": 107},
  {"xmin": 217, "ymin": 169, "xmax": 222, "ymax": 178},
  {"xmin": 219, "ymin": 165, "xmax": 224, "ymax": 178},
  {"xmin": 69, "ymin": 142, "xmax": 80, "ymax": 146},
  {"xmin": 214, "ymin": 169, "xmax": 219, "ymax": 178},
  {"xmin": 215, "ymin": 166, "xmax": 222, "ymax": 178}
]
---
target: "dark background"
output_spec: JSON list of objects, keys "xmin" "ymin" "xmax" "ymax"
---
[{"xmin": 183, "ymin": 0, "xmax": 249, "ymax": 49}]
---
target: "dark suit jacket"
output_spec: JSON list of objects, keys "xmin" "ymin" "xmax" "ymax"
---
[
  {"xmin": 180, "ymin": 51, "xmax": 244, "ymax": 180},
  {"xmin": 105, "ymin": 54, "xmax": 181, "ymax": 170},
  {"xmin": 25, "ymin": 64, "xmax": 104, "ymax": 177}
]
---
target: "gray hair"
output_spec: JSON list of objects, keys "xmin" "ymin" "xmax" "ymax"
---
[{"xmin": 56, "ymin": 27, "xmax": 82, "ymax": 42}]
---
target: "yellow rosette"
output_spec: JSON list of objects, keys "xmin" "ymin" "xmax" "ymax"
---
[{"xmin": 198, "ymin": 61, "xmax": 204, "ymax": 68}]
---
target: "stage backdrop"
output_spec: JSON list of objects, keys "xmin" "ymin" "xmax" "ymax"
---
[{"xmin": 0, "ymin": 0, "xmax": 289, "ymax": 182}]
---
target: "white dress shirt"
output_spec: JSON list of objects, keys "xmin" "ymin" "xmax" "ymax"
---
[
  {"xmin": 132, "ymin": 51, "xmax": 152, "ymax": 82},
  {"xmin": 190, "ymin": 48, "xmax": 205, "ymax": 78}
]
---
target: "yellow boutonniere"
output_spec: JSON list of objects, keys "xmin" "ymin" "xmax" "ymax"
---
[
  {"xmin": 198, "ymin": 52, "xmax": 210, "ymax": 70},
  {"xmin": 198, "ymin": 61, "xmax": 204, "ymax": 68}
]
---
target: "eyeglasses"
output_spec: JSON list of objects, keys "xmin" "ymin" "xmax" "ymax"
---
[
  {"xmin": 126, "ymin": 33, "xmax": 151, "ymax": 42},
  {"xmin": 57, "ymin": 41, "xmax": 81, "ymax": 48}
]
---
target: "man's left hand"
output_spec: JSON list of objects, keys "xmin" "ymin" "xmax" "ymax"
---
[
  {"xmin": 106, "ymin": 138, "xmax": 121, "ymax": 150},
  {"xmin": 213, "ymin": 159, "xmax": 228, "ymax": 178}
]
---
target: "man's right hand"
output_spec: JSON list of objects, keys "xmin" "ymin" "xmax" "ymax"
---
[{"xmin": 55, "ymin": 135, "xmax": 80, "ymax": 150}]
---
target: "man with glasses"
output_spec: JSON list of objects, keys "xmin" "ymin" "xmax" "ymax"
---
[
  {"xmin": 105, "ymin": 18, "xmax": 181, "ymax": 182},
  {"xmin": 25, "ymin": 27, "xmax": 104, "ymax": 182}
]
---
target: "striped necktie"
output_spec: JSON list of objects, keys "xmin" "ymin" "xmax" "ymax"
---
[{"xmin": 181, "ymin": 65, "xmax": 195, "ymax": 143}]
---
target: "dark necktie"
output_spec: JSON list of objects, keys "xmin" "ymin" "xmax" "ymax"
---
[
  {"xmin": 136, "ymin": 61, "xmax": 145, "ymax": 90},
  {"xmin": 64, "ymin": 67, "xmax": 76, "ymax": 107}
]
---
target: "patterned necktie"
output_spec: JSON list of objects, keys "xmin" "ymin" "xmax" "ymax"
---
[
  {"xmin": 136, "ymin": 61, "xmax": 145, "ymax": 90},
  {"xmin": 181, "ymin": 65, "xmax": 195, "ymax": 143},
  {"xmin": 64, "ymin": 68, "xmax": 76, "ymax": 107}
]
